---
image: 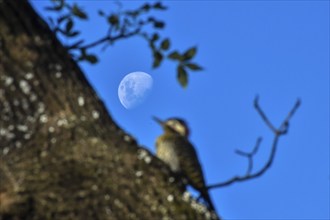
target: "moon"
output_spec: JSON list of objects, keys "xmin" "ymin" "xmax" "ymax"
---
[{"xmin": 118, "ymin": 71, "xmax": 153, "ymax": 109}]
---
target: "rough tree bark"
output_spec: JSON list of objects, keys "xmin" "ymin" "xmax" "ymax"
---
[{"xmin": 0, "ymin": 1, "xmax": 219, "ymax": 219}]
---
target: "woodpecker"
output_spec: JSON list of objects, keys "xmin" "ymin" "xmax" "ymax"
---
[{"xmin": 153, "ymin": 117, "xmax": 216, "ymax": 212}]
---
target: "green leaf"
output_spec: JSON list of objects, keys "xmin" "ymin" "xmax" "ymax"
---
[
  {"xmin": 85, "ymin": 54, "xmax": 98, "ymax": 64},
  {"xmin": 160, "ymin": 38, "xmax": 170, "ymax": 50},
  {"xmin": 151, "ymin": 33, "xmax": 159, "ymax": 42},
  {"xmin": 154, "ymin": 21, "xmax": 165, "ymax": 29},
  {"xmin": 177, "ymin": 65, "xmax": 188, "ymax": 88},
  {"xmin": 107, "ymin": 15, "xmax": 119, "ymax": 26},
  {"xmin": 153, "ymin": 2, "xmax": 167, "ymax": 10},
  {"xmin": 153, "ymin": 51, "xmax": 163, "ymax": 68},
  {"xmin": 183, "ymin": 47, "xmax": 197, "ymax": 60},
  {"xmin": 186, "ymin": 63, "xmax": 203, "ymax": 71},
  {"xmin": 168, "ymin": 51, "xmax": 181, "ymax": 60},
  {"xmin": 141, "ymin": 3, "xmax": 151, "ymax": 12},
  {"xmin": 71, "ymin": 4, "xmax": 88, "ymax": 19},
  {"xmin": 65, "ymin": 19, "xmax": 73, "ymax": 33}
]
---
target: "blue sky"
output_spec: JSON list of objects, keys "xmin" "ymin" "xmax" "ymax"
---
[{"xmin": 32, "ymin": 1, "xmax": 329, "ymax": 219}]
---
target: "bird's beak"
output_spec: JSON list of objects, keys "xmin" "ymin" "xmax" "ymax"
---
[{"xmin": 153, "ymin": 116, "xmax": 164, "ymax": 126}]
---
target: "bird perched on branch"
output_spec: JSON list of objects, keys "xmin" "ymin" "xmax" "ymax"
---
[{"xmin": 153, "ymin": 117, "xmax": 216, "ymax": 212}]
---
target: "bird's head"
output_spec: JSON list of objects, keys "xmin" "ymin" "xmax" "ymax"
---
[{"xmin": 153, "ymin": 116, "xmax": 190, "ymax": 137}]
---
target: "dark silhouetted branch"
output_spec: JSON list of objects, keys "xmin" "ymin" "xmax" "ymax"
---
[
  {"xmin": 207, "ymin": 97, "xmax": 301, "ymax": 190},
  {"xmin": 235, "ymin": 137, "xmax": 262, "ymax": 176},
  {"xmin": 67, "ymin": 28, "xmax": 141, "ymax": 50}
]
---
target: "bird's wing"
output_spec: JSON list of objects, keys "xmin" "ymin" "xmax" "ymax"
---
[
  {"xmin": 157, "ymin": 135, "xmax": 216, "ymax": 212},
  {"xmin": 173, "ymin": 136, "xmax": 207, "ymax": 191},
  {"xmin": 174, "ymin": 137, "xmax": 216, "ymax": 212}
]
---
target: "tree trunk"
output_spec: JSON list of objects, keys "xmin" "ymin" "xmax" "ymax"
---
[{"xmin": 0, "ymin": 1, "xmax": 219, "ymax": 219}]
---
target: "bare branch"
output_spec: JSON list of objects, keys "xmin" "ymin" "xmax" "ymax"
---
[
  {"xmin": 207, "ymin": 97, "xmax": 301, "ymax": 190},
  {"xmin": 278, "ymin": 99, "xmax": 301, "ymax": 134},
  {"xmin": 235, "ymin": 137, "xmax": 262, "ymax": 175},
  {"xmin": 254, "ymin": 95, "xmax": 277, "ymax": 133},
  {"xmin": 71, "ymin": 27, "xmax": 141, "ymax": 51}
]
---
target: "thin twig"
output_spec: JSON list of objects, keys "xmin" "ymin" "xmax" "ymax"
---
[
  {"xmin": 279, "ymin": 99, "xmax": 301, "ymax": 134},
  {"xmin": 254, "ymin": 96, "xmax": 277, "ymax": 133},
  {"xmin": 207, "ymin": 97, "xmax": 301, "ymax": 190},
  {"xmin": 71, "ymin": 27, "xmax": 141, "ymax": 51},
  {"xmin": 235, "ymin": 137, "xmax": 262, "ymax": 175}
]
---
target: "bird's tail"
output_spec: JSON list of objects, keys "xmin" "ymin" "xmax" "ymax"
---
[{"xmin": 201, "ymin": 189, "xmax": 219, "ymax": 219}]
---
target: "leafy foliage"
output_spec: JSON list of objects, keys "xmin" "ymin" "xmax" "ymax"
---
[
  {"xmin": 177, "ymin": 65, "xmax": 188, "ymax": 88},
  {"xmin": 45, "ymin": 0, "xmax": 203, "ymax": 87}
]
